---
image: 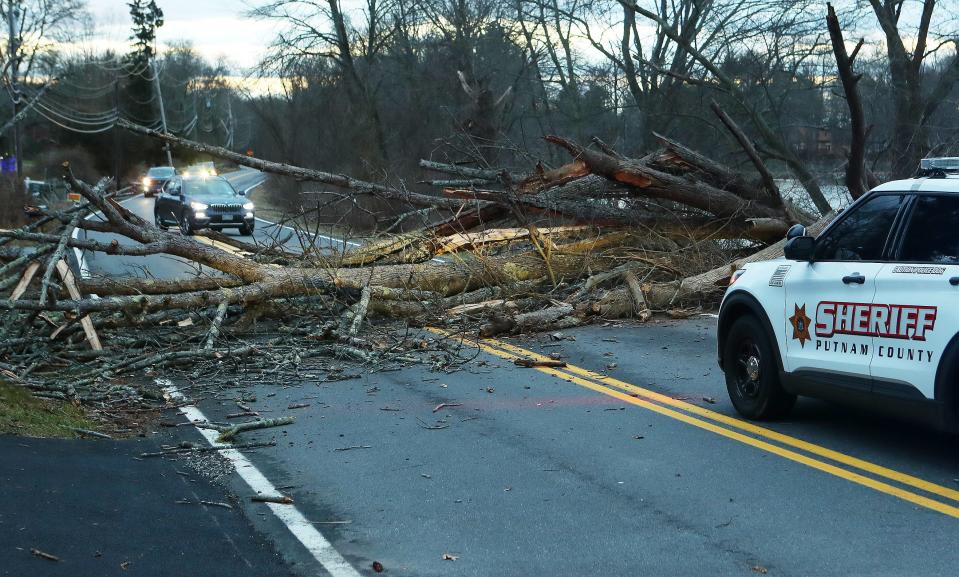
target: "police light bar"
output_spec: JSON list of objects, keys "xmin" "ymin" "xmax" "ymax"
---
[{"xmin": 920, "ymin": 157, "xmax": 959, "ymax": 171}]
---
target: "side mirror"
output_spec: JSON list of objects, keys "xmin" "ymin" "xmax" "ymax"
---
[
  {"xmin": 784, "ymin": 236, "xmax": 815, "ymax": 261},
  {"xmin": 237, "ymin": 189, "xmax": 245, "ymax": 196},
  {"xmin": 786, "ymin": 224, "xmax": 806, "ymax": 240}
]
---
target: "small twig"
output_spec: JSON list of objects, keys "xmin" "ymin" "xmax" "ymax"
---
[
  {"xmin": 251, "ymin": 494, "xmax": 294, "ymax": 504},
  {"xmin": 200, "ymin": 500, "xmax": 234, "ymax": 509},
  {"xmin": 138, "ymin": 439, "xmax": 277, "ymax": 458},
  {"xmin": 514, "ymin": 358, "xmax": 567, "ymax": 368},
  {"xmin": 66, "ymin": 426, "xmax": 112, "ymax": 439},
  {"xmin": 217, "ymin": 416, "xmax": 295, "ymax": 443},
  {"xmin": 433, "ymin": 402, "xmax": 462, "ymax": 413},
  {"xmin": 176, "ymin": 499, "xmax": 234, "ymax": 509},
  {"xmin": 333, "ymin": 445, "xmax": 372, "ymax": 452},
  {"xmin": 30, "ymin": 548, "xmax": 61, "ymax": 562},
  {"xmin": 416, "ymin": 417, "xmax": 450, "ymax": 430}
]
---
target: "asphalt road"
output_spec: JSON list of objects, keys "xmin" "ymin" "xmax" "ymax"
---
[
  {"xmin": 0, "ymin": 435, "xmax": 295, "ymax": 576},
  {"xmin": 58, "ymin": 171, "xmax": 959, "ymax": 575},
  {"xmin": 170, "ymin": 319, "xmax": 959, "ymax": 576}
]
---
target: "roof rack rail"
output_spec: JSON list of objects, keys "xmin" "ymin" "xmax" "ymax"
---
[{"xmin": 917, "ymin": 157, "xmax": 959, "ymax": 178}]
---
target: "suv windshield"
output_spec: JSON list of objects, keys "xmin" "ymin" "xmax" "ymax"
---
[
  {"xmin": 183, "ymin": 179, "xmax": 237, "ymax": 198},
  {"xmin": 147, "ymin": 167, "xmax": 175, "ymax": 178}
]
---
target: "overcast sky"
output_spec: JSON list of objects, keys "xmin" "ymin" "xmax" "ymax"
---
[{"xmin": 87, "ymin": 0, "xmax": 276, "ymax": 72}]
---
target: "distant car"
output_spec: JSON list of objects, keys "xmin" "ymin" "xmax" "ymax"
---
[
  {"xmin": 153, "ymin": 174, "xmax": 255, "ymax": 236},
  {"xmin": 142, "ymin": 166, "xmax": 176, "ymax": 197},
  {"xmin": 717, "ymin": 157, "xmax": 959, "ymax": 430}
]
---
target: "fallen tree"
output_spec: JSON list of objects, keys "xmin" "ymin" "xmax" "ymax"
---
[{"xmin": 0, "ymin": 121, "xmax": 836, "ymax": 411}]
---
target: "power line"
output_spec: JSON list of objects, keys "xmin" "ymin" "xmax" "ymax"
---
[
  {"xmin": 32, "ymin": 106, "xmax": 117, "ymax": 134},
  {"xmin": 35, "ymin": 101, "xmax": 118, "ymax": 125}
]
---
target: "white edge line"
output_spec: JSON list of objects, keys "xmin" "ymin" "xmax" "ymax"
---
[
  {"xmin": 72, "ymin": 181, "xmax": 361, "ymax": 575},
  {"xmin": 160, "ymin": 381, "xmax": 362, "ymax": 577}
]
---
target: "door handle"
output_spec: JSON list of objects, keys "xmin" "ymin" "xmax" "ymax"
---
[
  {"xmin": 842, "ymin": 273, "xmax": 866, "ymax": 285},
  {"xmin": 950, "ymin": 277, "xmax": 959, "ymax": 286}
]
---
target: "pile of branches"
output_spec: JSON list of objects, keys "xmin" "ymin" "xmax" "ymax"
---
[{"xmin": 0, "ymin": 116, "xmax": 833, "ymax": 410}]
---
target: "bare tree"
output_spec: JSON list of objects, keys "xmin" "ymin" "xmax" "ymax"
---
[
  {"xmin": 0, "ymin": 0, "xmax": 87, "ymax": 83},
  {"xmin": 616, "ymin": 0, "xmax": 835, "ymax": 214},
  {"xmin": 865, "ymin": 0, "xmax": 959, "ymax": 178},
  {"xmin": 826, "ymin": 2, "xmax": 868, "ymax": 200},
  {"xmin": 250, "ymin": 0, "xmax": 396, "ymax": 165}
]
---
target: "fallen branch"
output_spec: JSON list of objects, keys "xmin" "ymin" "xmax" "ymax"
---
[
  {"xmin": 513, "ymin": 358, "xmax": 567, "ymax": 368},
  {"xmin": 139, "ymin": 439, "xmax": 278, "ymax": 458},
  {"xmin": 216, "ymin": 417, "xmax": 296, "ymax": 443},
  {"xmin": 251, "ymin": 494, "xmax": 294, "ymax": 504}
]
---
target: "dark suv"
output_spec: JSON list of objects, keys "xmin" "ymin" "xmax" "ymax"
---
[
  {"xmin": 142, "ymin": 166, "xmax": 176, "ymax": 197},
  {"xmin": 154, "ymin": 175, "xmax": 255, "ymax": 235}
]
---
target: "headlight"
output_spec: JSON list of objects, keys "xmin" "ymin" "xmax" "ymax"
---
[
  {"xmin": 142, "ymin": 177, "xmax": 152, "ymax": 188},
  {"xmin": 190, "ymin": 201, "xmax": 208, "ymax": 210},
  {"xmin": 243, "ymin": 202, "xmax": 254, "ymax": 210}
]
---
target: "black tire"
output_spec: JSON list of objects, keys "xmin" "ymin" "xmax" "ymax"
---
[
  {"xmin": 154, "ymin": 211, "xmax": 167, "ymax": 231},
  {"xmin": 238, "ymin": 221, "xmax": 254, "ymax": 236},
  {"xmin": 936, "ymin": 338, "xmax": 959, "ymax": 428},
  {"xmin": 723, "ymin": 315, "xmax": 796, "ymax": 420},
  {"xmin": 179, "ymin": 211, "xmax": 194, "ymax": 236}
]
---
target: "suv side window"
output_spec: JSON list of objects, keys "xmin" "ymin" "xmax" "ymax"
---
[
  {"xmin": 814, "ymin": 194, "xmax": 904, "ymax": 261},
  {"xmin": 898, "ymin": 195, "xmax": 959, "ymax": 264}
]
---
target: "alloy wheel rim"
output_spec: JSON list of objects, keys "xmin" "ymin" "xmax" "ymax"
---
[{"xmin": 735, "ymin": 338, "xmax": 762, "ymax": 399}]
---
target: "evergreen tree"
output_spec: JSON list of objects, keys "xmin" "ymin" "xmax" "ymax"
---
[{"xmin": 128, "ymin": 1, "xmax": 164, "ymax": 69}]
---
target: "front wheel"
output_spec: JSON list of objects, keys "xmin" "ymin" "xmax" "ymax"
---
[
  {"xmin": 723, "ymin": 315, "xmax": 795, "ymax": 420},
  {"xmin": 154, "ymin": 211, "xmax": 167, "ymax": 231},
  {"xmin": 238, "ymin": 221, "xmax": 254, "ymax": 236},
  {"xmin": 179, "ymin": 212, "xmax": 194, "ymax": 236}
]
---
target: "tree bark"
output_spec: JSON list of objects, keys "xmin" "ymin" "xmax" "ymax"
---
[
  {"xmin": 118, "ymin": 120, "xmax": 461, "ymax": 210},
  {"xmin": 827, "ymin": 4, "xmax": 868, "ymax": 200}
]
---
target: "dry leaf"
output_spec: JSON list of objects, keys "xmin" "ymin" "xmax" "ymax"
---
[{"xmin": 442, "ymin": 553, "xmax": 459, "ymax": 561}]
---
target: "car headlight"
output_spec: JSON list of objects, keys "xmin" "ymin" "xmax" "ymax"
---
[
  {"xmin": 142, "ymin": 177, "xmax": 152, "ymax": 188},
  {"xmin": 243, "ymin": 202, "xmax": 254, "ymax": 210},
  {"xmin": 190, "ymin": 201, "xmax": 209, "ymax": 210}
]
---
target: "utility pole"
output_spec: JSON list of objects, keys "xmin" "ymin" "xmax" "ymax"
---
[
  {"xmin": 112, "ymin": 74, "xmax": 120, "ymax": 188},
  {"xmin": 151, "ymin": 57, "xmax": 173, "ymax": 166},
  {"xmin": 7, "ymin": 0, "xmax": 21, "ymax": 183},
  {"xmin": 225, "ymin": 92, "xmax": 234, "ymax": 150}
]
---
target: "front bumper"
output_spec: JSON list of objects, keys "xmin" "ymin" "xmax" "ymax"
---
[{"xmin": 192, "ymin": 213, "xmax": 254, "ymax": 227}]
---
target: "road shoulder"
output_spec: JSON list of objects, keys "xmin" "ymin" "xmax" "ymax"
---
[{"xmin": 0, "ymin": 433, "xmax": 297, "ymax": 577}]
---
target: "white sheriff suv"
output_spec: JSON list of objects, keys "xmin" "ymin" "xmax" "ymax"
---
[{"xmin": 718, "ymin": 158, "xmax": 959, "ymax": 428}]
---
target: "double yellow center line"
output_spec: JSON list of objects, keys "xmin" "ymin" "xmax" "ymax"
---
[{"xmin": 428, "ymin": 327, "xmax": 959, "ymax": 519}]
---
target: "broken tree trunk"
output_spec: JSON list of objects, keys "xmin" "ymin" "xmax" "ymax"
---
[
  {"xmin": 118, "ymin": 119, "xmax": 463, "ymax": 210},
  {"xmin": 543, "ymin": 135, "xmax": 789, "ymax": 222}
]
